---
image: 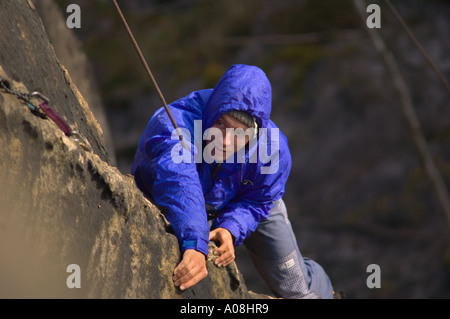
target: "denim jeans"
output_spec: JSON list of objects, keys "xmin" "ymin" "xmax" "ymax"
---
[{"xmin": 243, "ymin": 199, "xmax": 334, "ymax": 299}]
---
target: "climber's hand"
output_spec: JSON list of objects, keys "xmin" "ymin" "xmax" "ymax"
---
[
  {"xmin": 209, "ymin": 228, "xmax": 235, "ymax": 267},
  {"xmin": 173, "ymin": 249, "xmax": 208, "ymax": 290}
]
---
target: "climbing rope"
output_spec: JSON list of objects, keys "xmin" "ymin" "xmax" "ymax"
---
[
  {"xmin": 0, "ymin": 76, "xmax": 92, "ymax": 152},
  {"xmin": 110, "ymin": 0, "xmax": 188, "ymax": 151}
]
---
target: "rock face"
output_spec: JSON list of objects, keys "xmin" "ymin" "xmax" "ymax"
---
[
  {"xmin": 0, "ymin": 0, "xmax": 256, "ymax": 299},
  {"xmin": 34, "ymin": 0, "xmax": 116, "ymax": 165}
]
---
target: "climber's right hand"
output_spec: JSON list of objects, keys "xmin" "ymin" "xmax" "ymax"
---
[{"xmin": 173, "ymin": 249, "xmax": 208, "ymax": 290}]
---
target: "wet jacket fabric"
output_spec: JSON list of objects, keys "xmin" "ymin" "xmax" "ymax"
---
[{"xmin": 131, "ymin": 64, "xmax": 292, "ymax": 256}]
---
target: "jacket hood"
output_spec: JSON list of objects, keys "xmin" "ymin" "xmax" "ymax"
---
[{"xmin": 204, "ymin": 64, "xmax": 272, "ymax": 129}]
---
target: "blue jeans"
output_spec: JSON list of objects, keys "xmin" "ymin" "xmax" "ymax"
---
[{"xmin": 243, "ymin": 199, "xmax": 334, "ymax": 299}]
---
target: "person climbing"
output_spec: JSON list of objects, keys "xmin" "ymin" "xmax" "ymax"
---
[{"xmin": 131, "ymin": 64, "xmax": 334, "ymax": 299}]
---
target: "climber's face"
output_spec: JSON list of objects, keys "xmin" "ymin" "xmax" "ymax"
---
[{"xmin": 206, "ymin": 114, "xmax": 251, "ymax": 162}]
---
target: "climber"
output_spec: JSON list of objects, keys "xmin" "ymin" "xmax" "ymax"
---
[{"xmin": 131, "ymin": 64, "xmax": 334, "ymax": 299}]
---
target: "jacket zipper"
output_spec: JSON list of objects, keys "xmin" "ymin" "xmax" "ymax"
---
[{"xmin": 211, "ymin": 163, "xmax": 222, "ymax": 179}]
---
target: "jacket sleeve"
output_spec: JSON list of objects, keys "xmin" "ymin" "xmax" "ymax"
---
[
  {"xmin": 211, "ymin": 132, "xmax": 292, "ymax": 247},
  {"xmin": 131, "ymin": 90, "xmax": 212, "ymax": 256},
  {"xmin": 211, "ymin": 194, "xmax": 273, "ymax": 247}
]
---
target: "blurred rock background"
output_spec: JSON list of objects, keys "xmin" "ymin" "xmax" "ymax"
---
[{"xmin": 49, "ymin": 0, "xmax": 449, "ymax": 298}]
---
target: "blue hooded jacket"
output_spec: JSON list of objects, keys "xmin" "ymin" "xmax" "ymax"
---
[{"xmin": 131, "ymin": 64, "xmax": 292, "ymax": 256}]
